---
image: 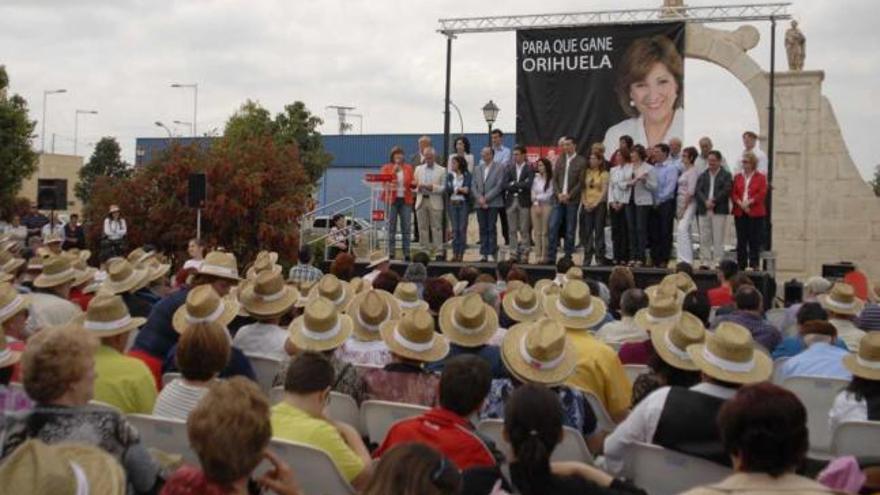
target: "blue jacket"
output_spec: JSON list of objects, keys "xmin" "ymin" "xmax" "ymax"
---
[
  {"xmin": 446, "ymin": 170, "xmax": 473, "ymax": 209},
  {"xmin": 132, "ymin": 288, "xmax": 189, "ymax": 358},
  {"xmin": 771, "ymin": 335, "xmax": 849, "ymax": 359}
]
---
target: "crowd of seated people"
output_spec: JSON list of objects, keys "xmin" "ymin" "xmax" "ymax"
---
[{"xmin": 1, "ymin": 230, "xmax": 879, "ymax": 494}]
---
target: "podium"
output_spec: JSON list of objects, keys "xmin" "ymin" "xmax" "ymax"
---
[{"xmin": 362, "ymin": 173, "xmax": 395, "ymax": 256}]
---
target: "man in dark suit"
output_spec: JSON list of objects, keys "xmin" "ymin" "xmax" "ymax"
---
[
  {"xmin": 547, "ymin": 137, "xmax": 586, "ymax": 263},
  {"xmin": 695, "ymin": 150, "xmax": 733, "ymax": 269},
  {"xmin": 474, "ymin": 147, "xmax": 507, "ymax": 262},
  {"xmin": 504, "ymin": 145, "xmax": 534, "ymax": 262}
]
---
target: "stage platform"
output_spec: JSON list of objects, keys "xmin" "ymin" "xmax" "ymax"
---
[{"xmin": 320, "ymin": 260, "xmax": 777, "ymax": 309}]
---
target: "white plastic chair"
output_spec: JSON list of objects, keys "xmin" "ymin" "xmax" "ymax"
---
[
  {"xmin": 245, "ymin": 353, "xmax": 284, "ymax": 393},
  {"xmin": 579, "ymin": 388, "xmax": 616, "ymax": 433},
  {"xmin": 477, "ymin": 419, "xmax": 594, "ymax": 464},
  {"xmin": 623, "ymin": 364, "xmax": 649, "ymax": 383},
  {"xmin": 327, "ymin": 391, "xmax": 363, "ymax": 436},
  {"xmin": 764, "ymin": 308, "xmax": 786, "ymax": 331},
  {"xmin": 781, "ymin": 376, "xmax": 849, "ymax": 458},
  {"xmin": 260, "ymin": 439, "xmax": 355, "ymax": 495},
  {"xmin": 626, "ymin": 442, "xmax": 733, "ymax": 495},
  {"xmin": 269, "ymin": 386, "xmax": 285, "ymax": 405},
  {"xmin": 831, "ymin": 421, "xmax": 880, "ymax": 458},
  {"xmin": 771, "ymin": 357, "xmax": 790, "ymax": 384},
  {"xmin": 126, "ymin": 413, "xmax": 199, "ymax": 464},
  {"xmin": 360, "ymin": 400, "xmax": 429, "ymax": 443},
  {"xmin": 162, "ymin": 372, "xmax": 181, "ymax": 388}
]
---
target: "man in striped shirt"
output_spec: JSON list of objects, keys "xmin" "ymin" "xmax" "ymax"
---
[{"xmin": 288, "ymin": 246, "xmax": 323, "ymax": 285}]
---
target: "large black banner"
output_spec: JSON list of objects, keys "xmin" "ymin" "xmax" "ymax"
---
[{"xmin": 516, "ymin": 22, "xmax": 685, "ymax": 158}]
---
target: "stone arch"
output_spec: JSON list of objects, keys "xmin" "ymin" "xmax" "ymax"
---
[{"xmin": 680, "ymin": 23, "xmax": 880, "ymax": 282}]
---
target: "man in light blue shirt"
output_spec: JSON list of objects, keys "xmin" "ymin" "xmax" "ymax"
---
[
  {"xmin": 776, "ymin": 320, "xmax": 851, "ymax": 382},
  {"xmin": 648, "ymin": 143, "xmax": 679, "ymax": 267}
]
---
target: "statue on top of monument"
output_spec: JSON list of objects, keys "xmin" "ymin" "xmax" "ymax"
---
[{"xmin": 785, "ymin": 20, "xmax": 806, "ymax": 71}]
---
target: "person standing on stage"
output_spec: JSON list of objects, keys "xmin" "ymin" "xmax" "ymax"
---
[
  {"xmin": 490, "ymin": 129, "xmax": 511, "ymax": 247},
  {"xmin": 547, "ymin": 137, "xmax": 586, "ymax": 263},
  {"xmin": 448, "ymin": 136, "xmax": 475, "ymax": 173},
  {"xmin": 474, "ymin": 147, "xmax": 505, "ymax": 262},
  {"xmin": 530, "ymin": 158, "xmax": 555, "ymax": 265},
  {"xmin": 446, "ymin": 155, "xmax": 472, "ymax": 262},
  {"xmin": 504, "ymin": 145, "xmax": 533, "ymax": 262},
  {"xmin": 410, "ymin": 135, "xmax": 433, "ymax": 167},
  {"xmin": 380, "ymin": 146, "xmax": 415, "ymax": 261},
  {"xmin": 695, "ymin": 150, "xmax": 732, "ymax": 269},
  {"xmin": 579, "ymin": 150, "xmax": 609, "ymax": 267},
  {"xmin": 626, "ymin": 144, "xmax": 657, "ymax": 267},
  {"xmin": 740, "ymin": 130, "xmax": 768, "ymax": 175},
  {"xmin": 609, "ymin": 144, "xmax": 633, "ymax": 265},
  {"xmin": 649, "ymin": 143, "xmax": 679, "ymax": 268},
  {"xmin": 676, "ymin": 146, "xmax": 700, "ymax": 265},
  {"xmin": 731, "ymin": 151, "xmax": 768, "ymax": 271},
  {"xmin": 414, "ymin": 147, "xmax": 447, "ymax": 261}
]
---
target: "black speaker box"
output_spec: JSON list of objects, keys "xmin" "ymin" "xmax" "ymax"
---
[{"xmin": 187, "ymin": 173, "xmax": 207, "ymax": 208}]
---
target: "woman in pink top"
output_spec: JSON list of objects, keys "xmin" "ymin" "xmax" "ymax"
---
[{"xmin": 675, "ymin": 146, "xmax": 700, "ymax": 264}]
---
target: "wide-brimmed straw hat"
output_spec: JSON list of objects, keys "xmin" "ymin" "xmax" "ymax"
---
[
  {"xmin": 439, "ymin": 293, "xmax": 500, "ymax": 347},
  {"xmin": 239, "ymin": 270, "xmax": 299, "ymax": 318},
  {"xmin": 439, "ymin": 273, "xmax": 468, "ymax": 296},
  {"xmin": 64, "ymin": 248, "xmax": 92, "ymax": 264},
  {"xmin": 126, "ymin": 247, "xmax": 155, "ymax": 266},
  {"xmin": 646, "ymin": 273, "xmax": 694, "ymax": 302},
  {"xmin": 71, "ymin": 260, "xmax": 97, "ymax": 288},
  {"xmin": 564, "ymin": 267, "xmax": 583, "ymax": 282},
  {"xmin": 101, "ymin": 259, "xmax": 149, "ymax": 295},
  {"xmin": 502, "ymin": 284, "xmax": 545, "ymax": 323},
  {"xmin": 819, "ymin": 283, "xmax": 865, "ymax": 316},
  {"xmin": 650, "ymin": 312, "xmax": 706, "ymax": 371},
  {"xmin": 501, "ymin": 318, "xmax": 577, "ymax": 386},
  {"xmin": 686, "ymin": 321, "xmax": 772, "ymax": 384},
  {"xmin": 108, "ymin": 204, "xmax": 120, "ymax": 214},
  {"xmin": 380, "ymin": 308, "xmax": 449, "ymax": 362},
  {"xmin": 288, "ymin": 297, "xmax": 353, "ymax": 352},
  {"xmin": 0, "ymin": 322, "xmax": 21, "ymax": 367},
  {"xmin": 172, "ymin": 285, "xmax": 240, "ymax": 333},
  {"xmin": 196, "ymin": 251, "xmax": 241, "ymax": 282},
  {"xmin": 246, "ymin": 250, "xmax": 282, "ymax": 280},
  {"xmin": 366, "ymin": 251, "xmax": 390, "ymax": 269},
  {"xmin": 294, "ymin": 280, "xmax": 317, "ymax": 308},
  {"xmin": 33, "ymin": 256, "xmax": 77, "ymax": 289},
  {"xmin": 393, "ymin": 282, "xmax": 429, "ymax": 312},
  {"xmin": 308, "ymin": 274, "xmax": 353, "ymax": 310},
  {"xmin": 0, "ymin": 251, "xmax": 25, "ymax": 274},
  {"xmin": 0, "ymin": 285, "xmax": 26, "ymax": 367},
  {"xmin": 843, "ymin": 332, "xmax": 880, "ymax": 380},
  {"xmin": 0, "ymin": 439, "xmax": 126, "ymax": 495},
  {"xmin": 544, "ymin": 280, "xmax": 607, "ymax": 330},
  {"xmin": 535, "ymin": 279, "xmax": 561, "ymax": 298},
  {"xmin": 74, "ymin": 293, "xmax": 146, "ymax": 338},
  {"xmin": 44, "ymin": 232, "xmax": 63, "ymax": 245},
  {"xmin": 0, "ymin": 273, "xmax": 11, "ymax": 283},
  {"xmin": 349, "ymin": 277, "xmax": 369, "ymax": 295},
  {"xmin": 141, "ymin": 258, "xmax": 170, "ymax": 284},
  {"xmin": 634, "ymin": 295, "xmax": 682, "ymax": 334},
  {"xmin": 347, "ymin": 289, "xmax": 400, "ymax": 342}
]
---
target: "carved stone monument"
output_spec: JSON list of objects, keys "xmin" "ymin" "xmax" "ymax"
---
[{"xmin": 785, "ymin": 20, "xmax": 806, "ymax": 71}]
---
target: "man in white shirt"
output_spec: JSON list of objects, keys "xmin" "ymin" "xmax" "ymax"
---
[
  {"xmin": 595, "ymin": 288, "xmax": 649, "ymax": 345},
  {"xmin": 413, "ymin": 147, "xmax": 447, "ymax": 260},
  {"xmin": 740, "ymin": 130, "xmax": 768, "ymax": 175},
  {"xmin": 547, "ymin": 137, "xmax": 586, "ymax": 262},
  {"xmin": 694, "ymin": 136, "xmax": 730, "ymax": 175}
]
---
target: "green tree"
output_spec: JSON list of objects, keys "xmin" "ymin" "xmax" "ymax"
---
[
  {"xmin": 224, "ymin": 100, "xmax": 332, "ymax": 182},
  {"xmin": 871, "ymin": 164, "xmax": 880, "ymax": 197},
  {"xmin": 76, "ymin": 136, "xmax": 131, "ymax": 204},
  {"xmin": 0, "ymin": 65, "xmax": 38, "ymax": 217}
]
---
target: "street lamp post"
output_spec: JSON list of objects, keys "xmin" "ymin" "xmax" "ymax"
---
[
  {"xmin": 74, "ymin": 109, "xmax": 98, "ymax": 156},
  {"xmin": 171, "ymin": 83, "xmax": 198, "ymax": 136},
  {"xmin": 154, "ymin": 121, "xmax": 174, "ymax": 138},
  {"xmin": 41, "ymin": 89, "xmax": 68, "ymax": 153},
  {"xmin": 481, "ymin": 100, "xmax": 499, "ymax": 145},
  {"xmin": 448, "ymin": 100, "xmax": 465, "ymax": 136},
  {"xmin": 173, "ymin": 120, "xmax": 193, "ymax": 135}
]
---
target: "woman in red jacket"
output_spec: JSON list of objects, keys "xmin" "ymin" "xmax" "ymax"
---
[
  {"xmin": 379, "ymin": 146, "xmax": 415, "ymax": 261},
  {"xmin": 731, "ymin": 151, "xmax": 768, "ymax": 270}
]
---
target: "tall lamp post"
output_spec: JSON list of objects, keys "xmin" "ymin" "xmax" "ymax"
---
[
  {"xmin": 173, "ymin": 120, "xmax": 194, "ymax": 135},
  {"xmin": 155, "ymin": 121, "xmax": 174, "ymax": 138},
  {"xmin": 170, "ymin": 83, "xmax": 198, "ymax": 136},
  {"xmin": 41, "ymin": 89, "xmax": 67, "ymax": 153},
  {"xmin": 74, "ymin": 109, "xmax": 98, "ymax": 156},
  {"xmin": 481, "ymin": 100, "xmax": 499, "ymax": 145}
]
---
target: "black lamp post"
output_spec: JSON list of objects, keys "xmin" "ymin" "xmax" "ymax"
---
[{"xmin": 482, "ymin": 100, "xmax": 499, "ymax": 145}]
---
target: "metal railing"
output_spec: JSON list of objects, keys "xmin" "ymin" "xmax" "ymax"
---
[{"xmin": 298, "ymin": 197, "xmax": 355, "ymax": 249}]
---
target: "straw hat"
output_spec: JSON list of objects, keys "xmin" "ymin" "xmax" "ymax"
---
[
  {"xmin": 347, "ymin": 289, "xmax": 400, "ymax": 342},
  {"xmin": 544, "ymin": 280, "xmax": 607, "ymax": 330},
  {"xmin": 246, "ymin": 250, "xmax": 282, "ymax": 280},
  {"xmin": 64, "ymin": 248, "xmax": 92, "ymax": 264},
  {"xmin": 33, "ymin": 256, "xmax": 77, "ymax": 289},
  {"xmin": 501, "ymin": 318, "xmax": 577, "ymax": 386},
  {"xmin": 172, "ymin": 285, "xmax": 240, "ymax": 333},
  {"xmin": 366, "ymin": 251, "xmax": 390, "ymax": 269},
  {"xmin": 686, "ymin": 321, "xmax": 772, "ymax": 384},
  {"xmin": 439, "ymin": 273, "xmax": 467, "ymax": 295},
  {"xmin": 26, "ymin": 256, "xmax": 44, "ymax": 272},
  {"xmin": 502, "ymin": 284, "xmax": 545, "ymax": 323},
  {"xmin": 0, "ymin": 285, "xmax": 27, "ymax": 366},
  {"xmin": 239, "ymin": 270, "xmax": 299, "ymax": 318},
  {"xmin": 439, "ymin": 293, "xmax": 500, "ymax": 347},
  {"xmin": 535, "ymin": 279, "xmax": 561, "ymax": 298},
  {"xmin": 646, "ymin": 274, "xmax": 693, "ymax": 302},
  {"xmin": 195, "ymin": 251, "xmax": 241, "ymax": 282},
  {"xmin": 294, "ymin": 280, "xmax": 317, "ymax": 308},
  {"xmin": 308, "ymin": 274, "xmax": 353, "ymax": 310},
  {"xmin": 634, "ymin": 291, "xmax": 682, "ymax": 333},
  {"xmin": 126, "ymin": 247, "xmax": 155, "ymax": 266},
  {"xmin": 71, "ymin": 262, "xmax": 97, "ymax": 288},
  {"xmin": 393, "ymin": 282, "xmax": 429, "ymax": 312},
  {"xmin": 101, "ymin": 259, "xmax": 149, "ymax": 295},
  {"xmin": 564, "ymin": 267, "xmax": 583, "ymax": 282},
  {"xmin": 818, "ymin": 283, "xmax": 865, "ymax": 316},
  {"xmin": 44, "ymin": 232, "xmax": 63, "ymax": 245},
  {"xmin": 0, "ymin": 440, "xmax": 126, "ymax": 495},
  {"xmin": 74, "ymin": 293, "xmax": 146, "ymax": 338},
  {"xmin": 380, "ymin": 308, "xmax": 449, "ymax": 362},
  {"xmin": 109, "ymin": 204, "xmax": 120, "ymax": 214},
  {"xmin": 0, "ymin": 273, "xmax": 11, "ymax": 283},
  {"xmin": 843, "ymin": 332, "xmax": 880, "ymax": 380},
  {"xmin": 650, "ymin": 312, "xmax": 706, "ymax": 371},
  {"xmin": 0, "ymin": 251, "xmax": 25, "ymax": 274},
  {"xmin": 141, "ymin": 258, "xmax": 171, "ymax": 284},
  {"xmin": 349, "ymin": 276, "xmax": 369, "ymax": 295},
  {"xmin": 288, "ymin": 297, "xmax": 353, "ymax": 352}
]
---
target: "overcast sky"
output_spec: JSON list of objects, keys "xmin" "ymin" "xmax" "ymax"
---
[{"xmin": 1, "ymin": 0, "xmax": 877, "ymax": 180}]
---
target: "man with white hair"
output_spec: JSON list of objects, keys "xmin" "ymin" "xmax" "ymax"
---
[
  {"xmin": 414, "ymin": 147, "xmax": 447, "ymax": 259},
  {"xmin": 780, "ymin": 276, "xmax": 832, "ymax": 333},
  {"xmin": 668, "ymin": 137, "xmax": 683, "ymax": 171}
]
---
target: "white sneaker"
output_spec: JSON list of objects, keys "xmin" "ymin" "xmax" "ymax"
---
[{"xmin": 487, "ymin": 255, "xmax": 495, "ymax": 262}]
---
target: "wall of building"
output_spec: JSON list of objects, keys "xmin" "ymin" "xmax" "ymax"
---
[{"xmin": 20, "ymin": 153, "xmax": 84, "ymax": 215}]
